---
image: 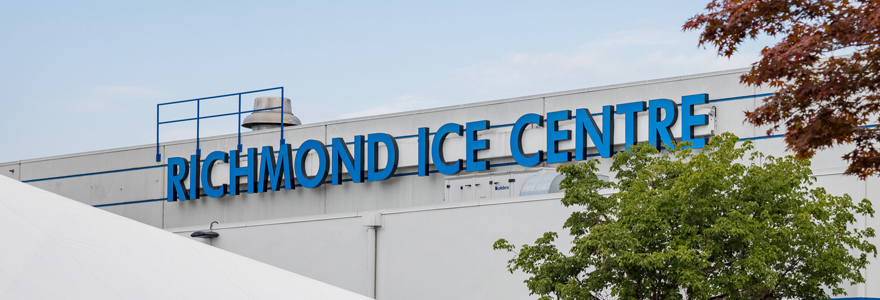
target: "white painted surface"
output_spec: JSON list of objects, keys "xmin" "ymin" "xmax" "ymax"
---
[
  {"xmin": 0, "ymin": 175, "xmax": 371, "ymax": 300},
  {"xmin": 3, "ymin": 67, "xmax": 876, "ymax": 299}
]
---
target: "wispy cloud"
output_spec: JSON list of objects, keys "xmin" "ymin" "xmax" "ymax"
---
[
  {"xmin": 434, "ymin": 30, "xmax": 760, "ymax": 101},
  {"xmin": 89, "ymin": 85, "xmax": 163, "ymax": 99},
  {"xmin": 64, "ymin": 85, "xmax": 165, "ymax": 114},
  {"xmin": 339, "ymin": 94, "xmax": 442, "ymax": 119},
  {"xmin": 329, "ymin": 30, "xmax": 762, "ymax": 121}
]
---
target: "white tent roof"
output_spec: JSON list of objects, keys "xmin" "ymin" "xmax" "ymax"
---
[{"xmin": 0, "ymin": 175, "xmax": 373, "ymax": 300}]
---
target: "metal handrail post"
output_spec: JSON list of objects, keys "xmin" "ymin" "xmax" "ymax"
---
[
  {"xmin": 154, "ymin": 87, "xmax": 284, "ymax": 161},
  {"xmin": 237, "ymin": 94, "xmax": 243, "ymax": 152},
  {"xmin": 156, "ymin": 104, "xmax": 161, "ymax": 162},
  {"xmin": 196, "ymin": 99, "xmax": 201, "ymax": 156},
  {"xmin": 280, "ymin": 87, "xmax": 286, "ymax": 146}
]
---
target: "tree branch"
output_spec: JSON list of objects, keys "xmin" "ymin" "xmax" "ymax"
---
[
  {"xmin": 762, "ymin": 258, "xmax": 802, "ymax": 300},
  {"xmin": 708, "ymin": 293, "xmax": 728, "ymax": 300}
]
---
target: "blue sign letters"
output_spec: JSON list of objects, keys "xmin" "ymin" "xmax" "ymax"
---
[{"xmin": 166, "ymin": 93, "xmax": 712, "ymax": 201}]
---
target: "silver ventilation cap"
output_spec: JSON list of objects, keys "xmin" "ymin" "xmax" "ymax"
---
[{"xmin": 241, "ymin": 96, "xmax": 302, "ymax": 131}]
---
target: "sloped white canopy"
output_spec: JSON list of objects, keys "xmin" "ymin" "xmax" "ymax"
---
[{"xmin": 0, "ymin": 175, "xmax": 372, "ymax": 300}]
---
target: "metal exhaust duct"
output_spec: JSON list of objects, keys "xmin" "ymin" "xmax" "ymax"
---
[{"xmin": 241, "ymin": 96, "xmax": 301, "ymax": 131}]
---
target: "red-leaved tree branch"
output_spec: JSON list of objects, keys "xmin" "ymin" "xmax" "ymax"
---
[{"xmin": 684, "ymin": 0, "xmax": 880, "ymax": 178}]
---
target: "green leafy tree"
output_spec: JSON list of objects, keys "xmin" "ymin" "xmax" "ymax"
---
[{"xmin": 494, "ymin": 133, "xmax": 876, "ymax": 300}]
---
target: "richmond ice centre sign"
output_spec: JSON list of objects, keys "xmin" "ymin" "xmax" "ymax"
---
[{"xmin": 166, "ymin": 94, "xmax": 713, "ymax": 201}]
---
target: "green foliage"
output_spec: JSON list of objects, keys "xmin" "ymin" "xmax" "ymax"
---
[{"xmin": 494, "ymin": 133, "xmax": 876, "ymax": 300}]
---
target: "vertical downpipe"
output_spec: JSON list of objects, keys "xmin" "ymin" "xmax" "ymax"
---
[
  {"xmin": 364, "ymin": 212, "xmax": 382, "ymax": 299},
  {"xmin": 367, "ymin": 225, "xmax": 379, "ymax": 298}
]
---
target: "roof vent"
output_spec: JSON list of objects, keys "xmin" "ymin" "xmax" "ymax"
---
[
  {"xmin": 519, "ymin": 173, "xmax": 610, "ymax": 196},
  {"xmin": 241, "ymin": 96, "xmax": 302, "ymax": 131}
]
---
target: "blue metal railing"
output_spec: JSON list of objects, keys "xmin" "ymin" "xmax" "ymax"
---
[{"xmin": 155, "ymin": 87, "xmax": 286, "ymax": 162}]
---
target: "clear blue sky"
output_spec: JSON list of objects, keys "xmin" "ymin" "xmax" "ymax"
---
[{"xmin": 0, "ymin": 1, "xmax": 767, "ymax": 162}]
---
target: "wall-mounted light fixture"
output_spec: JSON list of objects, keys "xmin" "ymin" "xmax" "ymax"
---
[{"xmin": 191, "ymin": 221, "xmax": 220, "ymax": 239}]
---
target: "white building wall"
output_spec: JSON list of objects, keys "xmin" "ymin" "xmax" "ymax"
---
[{"xmin": 2, "ymin": 67, "xmax": 876, "ymax": 299}]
